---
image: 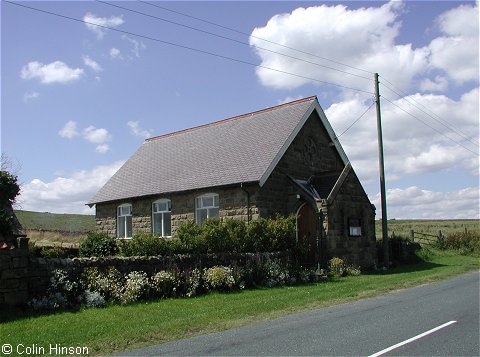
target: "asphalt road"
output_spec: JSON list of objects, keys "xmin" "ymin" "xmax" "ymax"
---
[{"xmin": 118, "ymin": 271, "xmax": 479, "ymax": 356}]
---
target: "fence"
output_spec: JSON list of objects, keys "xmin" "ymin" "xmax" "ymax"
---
[{"xmin": 409, "ymin": 229, "xmax": 443, "ymax": 246}]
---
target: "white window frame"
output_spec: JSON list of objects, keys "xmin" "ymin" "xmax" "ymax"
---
[
  {"xmin": 195, "ymin": 193, "xmax": 219, "ymax": 226},
  {"xmin": 152, "ymin": 199, "xmax": 172, "ymax": 237},
  {"xmin": 117, "ymin": 203, "xmax": 132, "ymax": 239}
]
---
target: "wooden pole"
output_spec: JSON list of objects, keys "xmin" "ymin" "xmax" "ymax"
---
[{"xmin": 374, "ymin": 73, "xmax": 389, "ymax": 267}]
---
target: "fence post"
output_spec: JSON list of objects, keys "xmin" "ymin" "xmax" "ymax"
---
[
  {"xmin": 438, "ymin": 230, "xmax": 443, "ymax": 242},
  {"xmin": 410, "ymin": 229, "xmax": 414, "ymax": 242}
]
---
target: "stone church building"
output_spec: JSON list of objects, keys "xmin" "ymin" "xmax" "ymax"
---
[{"xmin": 89, "ymin": 96, "xmax": 376, "ymax": 267}]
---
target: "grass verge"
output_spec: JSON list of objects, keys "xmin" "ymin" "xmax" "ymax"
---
[{"xmin": 1, "ymin": 249, "xmax": 478, "ymax": 356}]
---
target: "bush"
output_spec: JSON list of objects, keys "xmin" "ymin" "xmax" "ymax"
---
[
  {"xmin": 121, "ymin": 271, "xmax": 150, "ymax": 304},
  {"xmin": 267, "ymin": 214, "xmax": 296, "ymax": 251},
  {"xmin": 40, "ymin": 246, "xmax": 66, "ymax": 258},
  {"xmin": 176, "ymin": 221, "xmax": 205, "ymax": 254},
  {"xmin": 244, "ymin": 218, "xmax": 270, "ymax": 252},
  {"xmin": 83, "ymin": 267, "xmax": 123, "ymax": 303},
  {"xmin": 204, "ymin": 266, "xmax": 236, "ymax": 291},
  {"xmin": 119, "ymin": 232, "xmax": 169, "ymax": 257},
  {"xmin": 79, "ymin": 232, "xmax": 117, "ymax": 257},
  {"xmin": 327, "ymin": 257, "xmax": 361, "ymax": 277},
  {"xmin": 184, "ymin": 268, "xmax": 204, "ymax": 297},
  {"xmin": 28, "ymin": 269, "xmax": 80, "ymax": 311},
  {"xmin": 201, "ymin": 218, "xmax": 230, "ymax": 253},
  {"xmin": 151, "ymin": 271, "xmax": 179, "ymax": 298},
  {"xmin": 437, "ymin": 231, "xmax": 480, "ymax": 255}
]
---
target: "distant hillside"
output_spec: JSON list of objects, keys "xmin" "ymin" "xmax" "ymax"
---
[{"xmin": 15, "ymin": 210, "xmax": 96, "ymax": 233}]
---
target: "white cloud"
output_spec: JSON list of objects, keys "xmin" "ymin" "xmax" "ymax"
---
[
  {"xmin": 83, "ymin": 12, "xmax": 124, "ymax": 39},
  {"xmin": 419, "ymin": 76, "xmax": 448, "ymax": 92},
  {"xmin": 127, "ymin": 121, "xmax": 154, "ymax": 139},
  {"xmin": 327, "ymin": 87, "xmax": 479, "ymax": 183},
  {"xmin": 83, "ymin": 55, "xmax": 102, "ymax": 72},
  {"xmin": 249, "ymin": 1, "xmax": 478, "ymax": 94},
  {"xmin": 95, "ymin": 144, "xmax": 110, "ymax": 154},
  {"xmin": 82, "ymin": 126, "xmax": 111, "ymax": 144},
  {"xmin": 250, "ymin": 1, "xmax": 427, "ymax": 92},
  {"xmin": 59, "ymin": 122, "xmax": 111, "ymax": 153},
  {"xmin": 121, "ymin": 35, "xmax": 146, "ymax": 58},
  {"xmin": 18, "ymin": 161, "xmax": 125, "ymax": 214},
  {"xmin": 23, "ymin": 92, "xmax": 39, "ymax": 102},
  {"xmin": 59, "ymin": 120, "xmax": 79, "ymax": 139},
  {"xmin": 20, "ymin": 61, "xmax": 84, "ymax": 84},
  {"xmin": 110, "ymin": 47, "xmax": 122, "ymax": 59},
  {"xmin": 371, "ymin": 186, "xmax": 479, "ymax": 219}
]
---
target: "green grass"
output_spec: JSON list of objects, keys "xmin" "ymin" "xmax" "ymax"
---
[
  {"xmin": 1, "ymin": 249, "xmax": 478, "ymax": 356},
  {"xmin": 14, "ymin": 210, "xmax": 95, "ymax": 233},
  {"xmin": 376, "ymin": 219, "xmax": 479, "ymax": 239}
]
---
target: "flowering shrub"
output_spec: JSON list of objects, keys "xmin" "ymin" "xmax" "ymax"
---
[
  {"xmin": 81, "ymin": 290, "xmax": 106, "ymax": 308},
  {"xmin": 28, "ymin": 269, "xmax": 79, "ymax": 311},
  {"xmin": 263, "ymin": 259, "xmax": 289, "ymax": 287},
  {"xmin": 184, "ymin": 268, "xmax": 204, "ymax": 297},
  {"xmin": 121, "ymin": 271, "xmax": 150, "ymax": 304},
  {"xmin": 328, "ymin": 257, "xmax": 361, "ymax": 277},
  {"xmin": 83, "ymin": 267, "xmax": 123, "ymax": 303},
  {"xmin": 204, "ymin": 266, "xmax": 236, "ymax": 291},
  {"xmin": 151, "ymin": 270, "xmax": 178, "ymax": 298},
  {"xmin": 328, "ymin": 257, "xmax": 346, "ymax": 276}
]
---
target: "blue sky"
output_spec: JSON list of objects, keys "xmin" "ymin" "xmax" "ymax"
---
[{"xmin": 1, "ymin": 1, "xmax": 479, "ymax": 218}]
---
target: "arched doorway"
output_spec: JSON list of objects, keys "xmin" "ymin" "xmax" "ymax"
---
[{"xmin": 296, "ymin": 203, "xmax": 318, "ymax": 267}]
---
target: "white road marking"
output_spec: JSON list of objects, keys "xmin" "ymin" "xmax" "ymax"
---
[{"xmin": 368, "ymin": 320, "xmax": 458, "ymax": 357}]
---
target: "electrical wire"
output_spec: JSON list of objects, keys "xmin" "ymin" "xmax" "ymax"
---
[
  {"xmin": 5, "ymin": 1, "xmax": 374, "ymax": 95},
  {"xmin": 380, "ymin": 75, "xmax": 479, "ymax": 146},
  {"xmin": 336, "ymin": 101, "xmax": 375, "ymax": 138},
  {"xmin": 97, "ymin": 0, "xmax": 373, "ymax": 81},
  {"xmin": 381, "ymin": 96, "xmax": 478, "ymax": 156},
  {"xmin": 139, "ymin": 0, "xmax": 374, "ymax": 76}
]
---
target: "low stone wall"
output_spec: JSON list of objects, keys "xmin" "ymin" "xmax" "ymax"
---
[
  {"xmin": 0, "ymin": 239, "xmax": 29, "ymax": 307},
  {"xmin": 1, "ymin": 244, "xmax": 289, "ymax": 307}
]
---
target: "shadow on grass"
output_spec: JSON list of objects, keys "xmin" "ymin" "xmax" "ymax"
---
[{"xmin": 363, "ymin": 259, "xmax": 446, "ymax": 276}]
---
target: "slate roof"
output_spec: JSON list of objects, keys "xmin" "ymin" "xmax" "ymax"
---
[{"xmin": 89, "ymin": 96, "xmax": 346, "ymax": 205}]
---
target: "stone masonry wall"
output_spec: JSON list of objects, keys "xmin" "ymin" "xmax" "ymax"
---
[
  {"xmin": 324, "ymin": 171, "xmax": 377, "ymax": 267},
  {"xmin": 0, "ymin": 238, "xmax": 29, "ymax": 307},
  {"xmin": 96, "ymin": 185, "xmax": 260, "ymax": 238},
  {"xmin": 257, "ymin": 111, "xmax": 344, "ymax": 217}
]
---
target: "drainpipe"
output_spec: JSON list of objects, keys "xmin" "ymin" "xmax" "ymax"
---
[
  {"xmin": 316, "ymin": 203, "xmax": 323, "ymax": 271},
  {"xmin": 240, "ymin": 183, "xmax": 251, "ymax": 223}
]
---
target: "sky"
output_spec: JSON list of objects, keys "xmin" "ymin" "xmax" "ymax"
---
[{"xmin": 1, "ymin": 0, "xmax": 479, "ymax": 219}]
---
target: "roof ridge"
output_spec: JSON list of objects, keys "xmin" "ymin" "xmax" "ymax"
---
[{"xmin": 145, "ymin": 95, "xmax": 317, "ymax": 142}]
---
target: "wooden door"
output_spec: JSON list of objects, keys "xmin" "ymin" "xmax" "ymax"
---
[{"xmin": 297, "ymin": 203, "xmax": 318, "ymax": 267}]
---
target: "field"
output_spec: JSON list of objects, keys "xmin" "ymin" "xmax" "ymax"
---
[
  {"xmin": 14, "ymin": 210, "xmax": 95, "ymax": 247},
  {"xmin": 375, "ymin": 219, "xmax": 479, "ymax": 239},
  {"xmin": 14, "ymin": 210, "xmax": 479, "ymax": 247}
]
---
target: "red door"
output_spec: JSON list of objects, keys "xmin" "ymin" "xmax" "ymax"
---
[{"xmin": 297, "ymin": 203, "xmax": 318, "ymax": 267}]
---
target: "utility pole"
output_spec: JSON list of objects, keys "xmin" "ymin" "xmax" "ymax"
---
[{"xmin": 374, "ymin": 73, "xmax": 389, "ymax": 267}]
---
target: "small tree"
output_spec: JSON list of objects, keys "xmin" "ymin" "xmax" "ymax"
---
[{"xmin": 0, "ymin": 170, "xmax": 21, "ymax": 235}]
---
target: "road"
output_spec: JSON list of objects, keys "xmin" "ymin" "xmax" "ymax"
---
[{"xmin": 118, "ymin": 271, "xmax": 479, "ymax": 356}]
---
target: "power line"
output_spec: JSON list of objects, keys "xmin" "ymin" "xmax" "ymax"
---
[
  {"xmin": 97, "ymin": 0, "xmax": 372, "ymax": 82},
  {"xmin": 336, "ymin": 101, "xmax": 375, "ymax": 138},
  {"xmin": 381, "ymin": 96, "xmax": 478, "ymax": 156},
  {"xmin": 6, "ymin": 1, "xmax": 374, "ymax": 95},
  {"xmin": 140, "ymin": 0, "xmax": 374, "ymax": 76},
  {"xmin": 380, "ymin": 75, "xmax": 479, "ymax": 146}
]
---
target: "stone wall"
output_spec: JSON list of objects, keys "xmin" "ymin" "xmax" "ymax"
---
[
  {"xmin": 1, "ymin": 248, "xmax": 288, "ymax": 307},
  {"xmin": 0, "ymin": 239, "xmax": 29, "ymax": 307},
  {"xmin": 324, "ymin": 170, "xmax": 377, "ymax": 267},
  {"xmin": 96, "ymin": 185, "xmax": 260, "ymax": 238},
  {"xmin": 257, "ymin": 110, "xmax": 344, "ymax": 217}
]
